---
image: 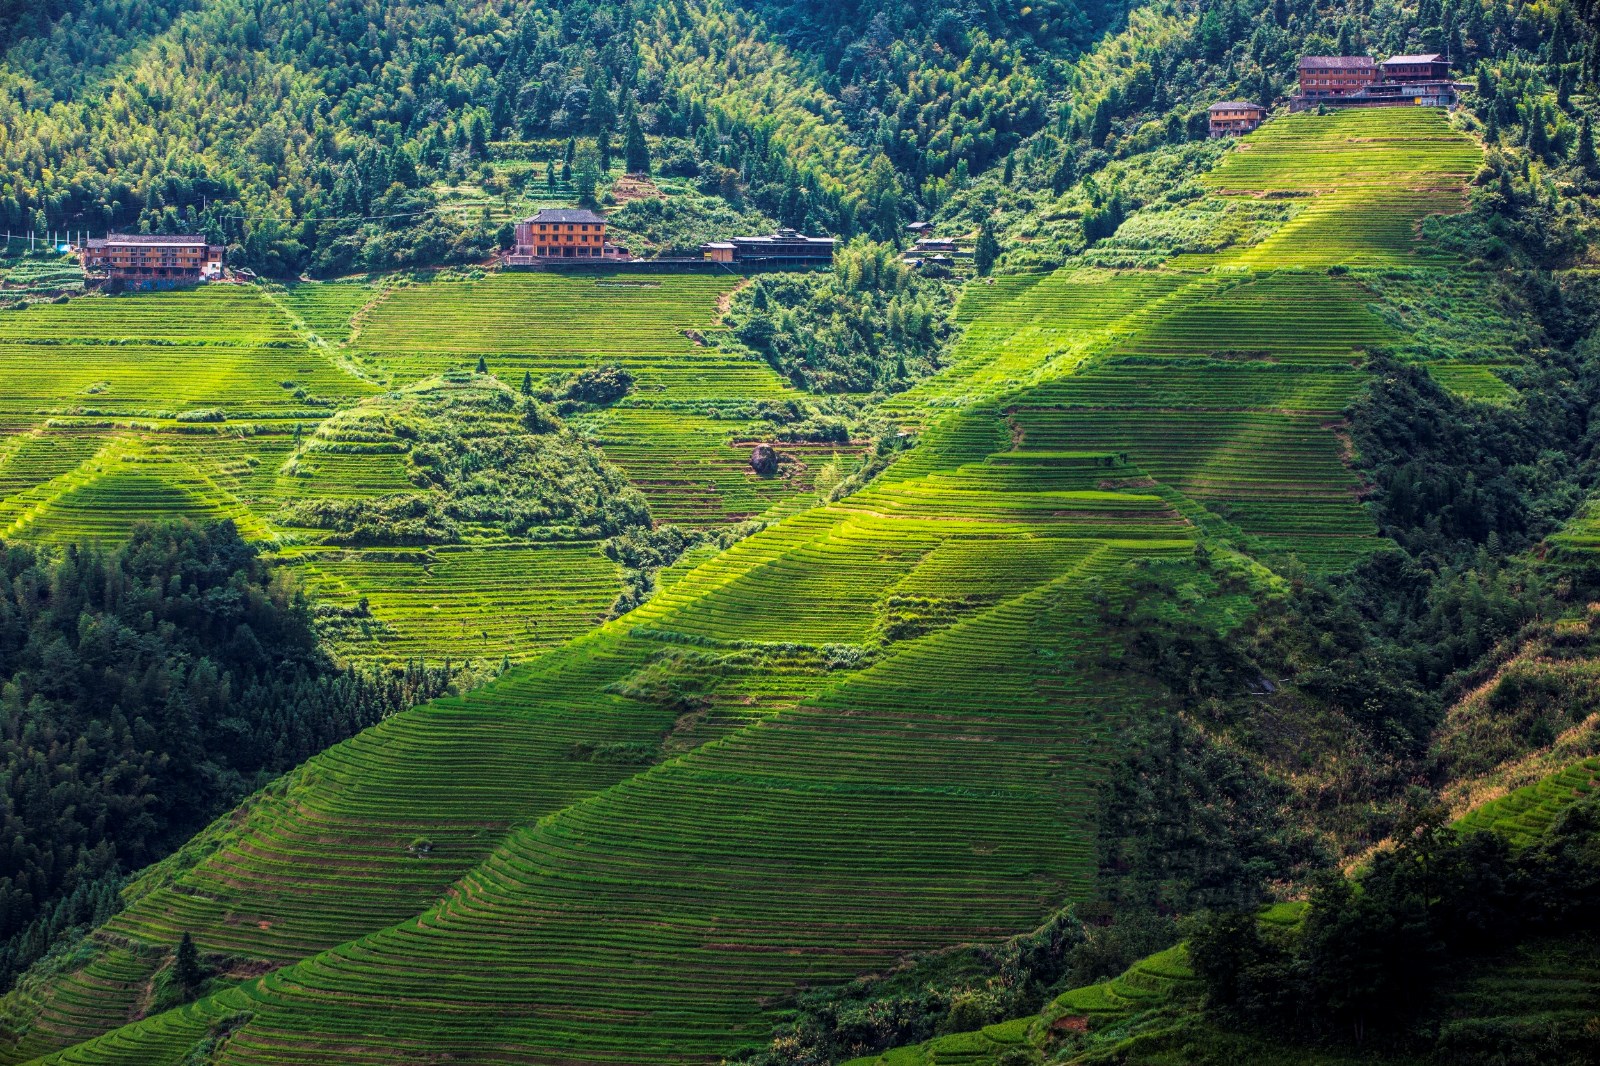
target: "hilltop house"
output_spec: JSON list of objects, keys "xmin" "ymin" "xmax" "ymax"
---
[
  {"xmin": 1381, "ymin": 53, "xmax": 1452, "ymax": 82},
  {"xmin": 1294, "ymin": 56, "xmax": 1379, "ymax": 101},
  {"xmin": 78, "ymin": 234, "xmax": 224, "ymax": 286},
  {"xmin": 1209, "ymin": 101, "xmax": 1268, "ymax": 137},
  {"xmin": 1290, "ymin": 52, "xmax": 1461, "ymax": 111},
  {"xmin": 701, "ymin": 229, "xmax": 836, "ymax": 267},
  {"xmin": 509, "ymin": 208, "xmax": 621, "ymax": 261}
]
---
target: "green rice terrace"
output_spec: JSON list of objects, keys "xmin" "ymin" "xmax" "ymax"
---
[
  {"xmin": 0, "ymin": 271, "xmax": 851, "ymax": 664},
  {"xmin": 8, "ymin": 104, "xmax": 1580, "ymax": 1066}
]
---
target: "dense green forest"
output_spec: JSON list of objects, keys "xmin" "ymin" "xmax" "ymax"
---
[
  {"xmin": 0, "ymin": 521, "xmax": 452, "ymax": 992},
  {"xmin": 2, "ymin": 0, "xmax": 1591, "ymax": 275},
  {"xmin": 721, "ymin": 242, "xmax": 958, "ymax": 392},
  {"xmin": 1, "ymin": 0, "xmax": 1090, "ymax": 273},
  {"xmin": 1188, "ymin": 797, "xmax": 1600, "ymax": 1055}
]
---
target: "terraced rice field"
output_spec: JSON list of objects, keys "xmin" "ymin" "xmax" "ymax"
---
[
  {"xmin": 289, "ymin": 543, "xmax": 622, "ymax": 661},
  {"xmin": 894, "ymin": 269, "xmax": 1386, "ymax": 570},
  {"xmin": 0, "ymin": 428, "xmax": 110, "ymax": 494},
  {"xmin": 1185, "ymin": 107, "xmax": 1479, "ymax": 268},
  {"xmin": 3, "ymin": 420, "xmax": 1198, "ymax": 1064},
  {"xmin": 883, "ymin": 268, "xmax": 1198, "ymax": 420},
  {"xmin": 1545, "ymin": 499, "xmax": 1600, "ymax": 559},
  {"xmin": 15, "ymin": 549, "xmax": 1185, "ymax": 1066},
  {"xmin": 272, "ymin": 280, "xmax": 385, "ymax": 345},
  {"xmin": 0, "ymin": 273, "xmax": 851, "ymax": 662},
  {"xmin": 1454, "ymin": 757, "xmax": 1600, "ymax": 846},
  {"xmin": 1113, "ymin": 271, "xmax": 1396, "ymax": 362},
  {"xmin": 581, "ymin": 408, "xmax": 849, "ymax": 524},
  {"xmin": 0, "ymin": 286, "xmax": 373, "ymax": 427},
  {"xmin": 1010, "ymin": 395, "xmax": 1376, "ymax": 567},
  {"xmin": 1427, "ymin": 362, "xmax": 1516, "ymax": 403},
  {"xmin": 2, "ymin": 107, "xmax": 1496, "ymax": 1066},
  {"xmin": 0, "ymin": 443, "xmax": 274, "ymax": 544},
  {"xmin": 353, "ymin": 273, "xmax": 787, "ymax": 404}
]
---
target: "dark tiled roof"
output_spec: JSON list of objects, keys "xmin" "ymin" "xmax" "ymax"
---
[
  {"xmin": 728, "ymin": 231, "xmax": 835, "ymax": 246},
  {"xmin": 525, "ymin": 208, "xmax": 607, "ymax": 224},
  {"xmin": 1210, "ymin": 100, "xmax": 1265, "ymax": 111},
  {"xmin": 1299, "ymin": 55, "xmax": 1376, "ymax": 69},
  {"xmin": 100, "ymin": 233, "xmax": 212, "ymax": 245},
  {"xmin": 1383, "ymin": 53, "xmax": 1444, "ymax": 65}
]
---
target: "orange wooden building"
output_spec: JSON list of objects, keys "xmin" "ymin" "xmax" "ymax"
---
[
  {"xmin": 512, "ymin": 208, "xmax": 609, "ymax": 259},
  {"xmin": 78, "ymin": 234, "xmax": 224, "ymax": 284}
]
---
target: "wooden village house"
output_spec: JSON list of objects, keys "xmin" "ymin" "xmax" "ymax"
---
[
  {"xmin": 1209, "ymin": 101, "xmax": 1268, "ymax": 137},
  {"xmin": 701, "ymin": 229, "xmax": 836, "ymax": 267},
  {"xmin": 1291, "ymin": 52, "xmax": 1461, "ymax": 111},
  {"xmin": 78, "ymin": 234, "xmax": 224, "ymax": 286},
  {"xmin": 509, "ymin": 208, "xmax": 617, "ymax": 261}
]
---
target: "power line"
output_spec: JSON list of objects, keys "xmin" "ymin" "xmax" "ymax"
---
[
  {"xmin": 211, "ymin": 205, "xmax": 448, "ymax": 223},
  {"xmin": 10, "ymin": 189, "xmax": 550, "ymax": 237}
]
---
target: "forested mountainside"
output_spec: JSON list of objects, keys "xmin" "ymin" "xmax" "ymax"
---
[
  {"xmin": 0, "ymin": 0, "xmax": 1585, "ymax": 273},
  {"xmin": 1, "ymin": 0, "xmax": 1600, "ymax": 1064}
]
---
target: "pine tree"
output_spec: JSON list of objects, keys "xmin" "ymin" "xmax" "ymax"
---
[
  {"xmin": 1336, "ymin": 16, "xmax": 1360, "ymax": 56},
  {"xmin": 1052, "ymin": 153, "xmax": 1077, "ymax": 195},
  {"xmin": 864, "ymin": 154, "xmax": 902, "ymax": 241},
  {"xmin": 1577, "ymin": 115, "xmax": 1598, "ymax": 179},
  {"xmin": 1002, "ymin": 153, "xmax": 1015, "ymax": 185},
  {"xmin": 476, "ymin": 355, "xmax": 488, "ymax": 374},
  {"xmin": 520, "ymin": 371, "xmax": 534, "ymax": 396},
  {"xmin": 624, "ymin": 112, "xmax": 650, "ymax": 175},
  {"xmin": 174, "ymin": 932, "xmax": 203, "ymax": 991},
  {"xmin": 576, "ymin": 160, "xmax": 599, "ymax": 208},
  {"xmin": 974, "ymin": 220, "xmax": 1000, "ymax": 276},
  {"xmin": 1198, "ymin": 7, "xmax": 1227, "ymax": 62},
  {"xmin": 588, "ymin": 81, "xmax": 616, "ymax": 134},
  {"xmin": 1090, "ymin": 98, "xmax": 1113, "ymax": 148},
  {"xmin": 1527, "ymin": 108, "xmax": 1551, "ymax": 161}
]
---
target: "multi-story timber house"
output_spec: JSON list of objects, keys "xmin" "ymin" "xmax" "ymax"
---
[
  {"xmin": 78, "ymin": 234, "xmax": 224, "ymax": 286},
  {"xmin": 1294, "ymin": 56, "xmax": 1379, "ymax": 101},
  {"xmin": 508, "ymin": 208, "xmax": 623, "ymax": 262},
  {"xmin": 1290, "ymin": 52, "xmax": 1462, "ymax": 111},
  {"xmin": 1380, "ymin": 53, "xmax": 1453, "ymax": 82},
  {"xmin": 1208, "ymin": 101, "xmax": 1269, "ymax": 137}
]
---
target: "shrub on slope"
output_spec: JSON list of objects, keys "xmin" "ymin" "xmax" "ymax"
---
[{"xmin": 277, "ymin": 374, "xmax": 650, "ymax": 544}]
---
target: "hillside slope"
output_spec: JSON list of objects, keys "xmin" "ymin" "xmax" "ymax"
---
[
  {"xmin": 0, "ymin": 107, "xmax": 1506, "ymax": 1066},
  {"xmin": 0, "ymin": 269, "xmax": 859, "ymax": 664},
  {"xmin": 845, "ymin": 766, "xmax": 1600, "ymax": 1066}
]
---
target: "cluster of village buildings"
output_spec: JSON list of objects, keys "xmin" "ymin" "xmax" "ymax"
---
[
  {"xmin": 67, "ymin": 51, "xmax": 1460, "ymax": 287},
  {"xmin": 1209, "ymin": 52, "xmax": 1462, "ymax": 137},
  {"xmin": 502, "ymin": 209, "xmax": 839, "ymax": 268}
]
